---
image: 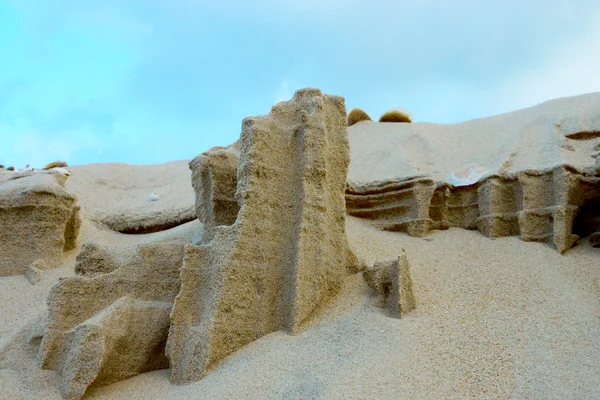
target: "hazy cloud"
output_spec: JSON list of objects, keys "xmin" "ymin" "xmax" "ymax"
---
[{"xmin": 2, "ymin": 0, "xmax": 600, "ymax": 166}]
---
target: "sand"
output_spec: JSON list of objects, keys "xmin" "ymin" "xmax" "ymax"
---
[
  {"xmin": 1, "ymin": 92, "xmax": 599, "ymax": 399},
  {"xmin": 67, "ymin": 161, "xmax": 196, "ymax": 233},
  {"xmin": 348, "ymin": 93, "xmax": 600, "ymax": 187},
  {"xmin": 4, "ymin": 219, "xmax": 596, "ymax": 399}
]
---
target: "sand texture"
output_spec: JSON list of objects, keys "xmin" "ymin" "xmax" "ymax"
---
[
  {"xmin": 67, "ymin": 161, "xmax": 196, "ymax": 233},
  {"xmin": 0, "ymin": 90, "xmax": 599, "ymax": 399},
  {"xmin": 168, "ymin": 88, "xmax": 355, "ymax": 383},
  {"xmin": 0, "ymin": 170, "xmax": 81, "ymax": 276},
  {"xmin": 189, "ymin": 147, "xmax": 239, "ymax": 243},
  {"xmin": 40, "ymin": 235, "xmax": 190, "ymax": 399},
  {"xmin": 347, "ymin": 93, "xmax": 600, "ymax": 253}
]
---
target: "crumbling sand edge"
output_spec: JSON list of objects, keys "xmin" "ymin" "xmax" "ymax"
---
[{"xmin": 347, "ymin": 164, "xmax": 600, "ymax": 253}]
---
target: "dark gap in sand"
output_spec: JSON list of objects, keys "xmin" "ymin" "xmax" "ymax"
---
[
  {"xmin": 116, "ymin": 216, "xmax": 198, "ymax": 234},
  {"xmin": 573, "ymin": 197, "xmax": 600, "ymax": 238},
  {"xmin": 564, "ymin": 130, "xmax": 600, "ymax": 140}
]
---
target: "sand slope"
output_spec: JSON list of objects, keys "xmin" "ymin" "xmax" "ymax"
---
[
  {"xmin": 67, "ymin": 160, "xmax": 196, "ymax": 233},
  {"xmin": 348, "ymin": 93, "xmax": 600, "ymax": 187},
  {"xmin": 1, "ymin": 216, "xmax": 597, "ymax": 399},
  {"xmin": 84, "ymin": 218, "xmax": 599, "ymax": 399}
]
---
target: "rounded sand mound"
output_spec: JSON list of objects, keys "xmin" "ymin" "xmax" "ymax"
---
[
  {"xmin": 379, "ymin": 108, "xmax": 412, "ymax": 123},
  {"xmin": 348, "ymin": 108, "xmax": 372, "ymax": 126}
]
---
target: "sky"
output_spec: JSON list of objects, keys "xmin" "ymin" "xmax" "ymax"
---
[{"xmin": 1, "ymin": 0, "xmax": 600, "ymax": 167}]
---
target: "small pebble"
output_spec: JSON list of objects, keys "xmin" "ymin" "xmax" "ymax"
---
[
  {"xmin": 26, "ymin": 264, "xmax": 42, "ymax": 285},
  {"xmin": 148, "ymin": 193, "xmax": 159, "ymax": 202}
]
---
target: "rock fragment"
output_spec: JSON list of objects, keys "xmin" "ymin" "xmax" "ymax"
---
[{"xmin": 364, "ymin": 250, "xmax": 416, "ymax": 318}]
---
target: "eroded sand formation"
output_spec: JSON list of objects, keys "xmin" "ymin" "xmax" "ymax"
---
[
  {"xmin": 168, "ymin": 88, "xmax": 358, "ymax": 383},
  {"xmin": 67, "ymin": 161, "xmax": 197, "ymax": 234},
  {"xmin": 34, "ymin": 88, "xmax": 360, "ymax": 398},
  {"xmin": 39, "ymin": 236, "xmax": 190, "ymax": 399},
  {"xmin": 363, "ymin": 250, "xmax": 416, "ymax": 318},
  {"xmin": 347, "ymin": 93, "xmax": 600, "ymax": 253},
  {"xmin": 347, "ymin": 166, "xmax": 600, "ymax": 253},
  {"xmin": 0, "ymin": 170, "xmax": 81, "ymax": 276},
  {"xmin": 188, "ymin": 145, "xmax": 240, "ymax": 243}
]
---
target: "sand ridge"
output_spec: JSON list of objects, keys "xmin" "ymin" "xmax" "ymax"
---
[{"xmin": 348, "ymin": 92, "xmax": 600, "ymax": 187}]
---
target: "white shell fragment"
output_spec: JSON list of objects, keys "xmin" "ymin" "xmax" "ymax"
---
[
  {"xmin": 446, "ymin": 163, "xmax": 489, "ymax": 186},
  {"xmin": 51, "ymin": 167, "xmax": 71, "ymax": 176}
]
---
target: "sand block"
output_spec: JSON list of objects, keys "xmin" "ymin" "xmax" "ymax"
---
[
  {"xmin": 364, "ymin": 251, "xmax": 416, "ymax": 318},
  {"xmin": 0, "ymin": 170, "xmax": 81, "ymax": 276},
  {"xmin": 167, "ymin": 88, "xmax": 353, "ymax": 383},
  {"xmin": 74, "ymin": 241, "xmax": 121, "ymax": 277},
  {"xmin": 39, "ymin": 237, "xmax": 190, "ymax": 399},
  {"xmin": 189, "ymin": 147, "xmax": 240, "ymax": 243}
]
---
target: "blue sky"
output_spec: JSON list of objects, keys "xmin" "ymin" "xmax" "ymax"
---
[{"xmin": 1, "ymin": 1, "xmax": 600, "ymax": 167}]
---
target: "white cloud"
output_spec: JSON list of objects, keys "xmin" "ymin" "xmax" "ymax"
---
[
  {"xmin": 274, "ymin": 79, "xmax": 292, "ymax": 103},
  {"xmin": 497, "ymin": 19, "xmax": 600, "ymax": 111},
  {"xmin": 461, "ymin": 10, "xmax": 600, "ymax": 120},
  {"xmin": 0, "ymin": 126, "xmax": 109, "ymax": 168}
]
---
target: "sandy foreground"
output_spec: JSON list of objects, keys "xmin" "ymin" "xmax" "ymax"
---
[
  {"xmin": 1, "ymin": 92, "xmax": 600, "ymax": 399},
  {"xmin": 84, "ymin": 220, "xmax": 600, "ymax": 399},
  {"xmin": 1, "ymin": 216, "xmax": 598, "ymax": 399}
]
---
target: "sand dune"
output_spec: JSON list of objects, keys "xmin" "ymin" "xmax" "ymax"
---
[
  {"xmin": 348, "ymin": 92, "xmax": 600, "ymax": 187},
  {"xmin": 1, "ymin": 90, "xmax": 599, "ymax": 399}
]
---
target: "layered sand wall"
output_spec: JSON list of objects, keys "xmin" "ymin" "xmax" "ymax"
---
[{"xmin": 347, "ymin": 166, "xmax": 600, "ymax": 253}]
